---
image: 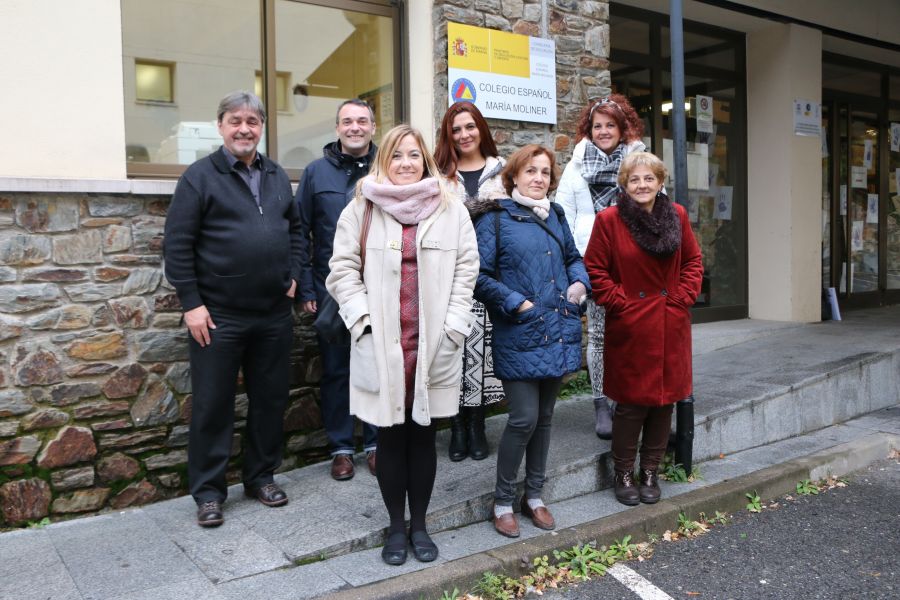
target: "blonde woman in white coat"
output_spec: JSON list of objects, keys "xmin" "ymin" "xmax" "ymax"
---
[
  {"xmin": 554, "ymin": 94, "xmax": 645, "ymax": 440},
  {"xmin": 435, "ymin": 101, "xmax": 507, "ymax": 462},
  {"xmin": 327, "ymin": 124, "xmax": 479, "ymax": 567}
]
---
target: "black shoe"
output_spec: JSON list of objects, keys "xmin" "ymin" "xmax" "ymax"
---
[
  {"xmin": 638, "ymin": 469, "xmax": 661, "ymax": 504},
  {"xmin": 409, "ymin": 529, "xmax": 438, "ymax": 562},
  {"xmin": 197, "ymin": 500, "xmax": 224, "ymax": 527},
  {"xmin": 381, "ymin": 531, "xmax": 408, "ymax": 566},
  {"xmin": 594, "ymin": 397, "xmax": 613, "ymax": 440},
  {"xmin": 467, "ymin": 406, "xmax": 489, "ymax": 460},
  {"xmin": 448, "ymin": 413, "xmax": 468, "ymax": 461},
  {"xmin": 244, "ymin": 482, "xmax": 288, "ymax": 507},
  {"xmin": 614, "ymin": 470, "xmax": 640, "ymax": 506}
]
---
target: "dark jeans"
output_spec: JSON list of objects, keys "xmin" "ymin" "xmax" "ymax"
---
[
  {"xmin": 611, "ymin": 403, "xmax": 675, "ymax": 473},
  {"xmin": 376, "ymin": 414, "xmax": 437, "ymax": 534},
  {"xmin": 317, "ymin": 333, "xmax": 377, "ymax": 455},
  {"xmin": 494, "ymin": 378, "xmax": 562, "ymax": 505},
  {"xmin": 188, "ymin": 302, "xmax": 293, "ymax": 504}
]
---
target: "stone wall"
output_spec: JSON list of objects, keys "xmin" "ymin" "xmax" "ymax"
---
[
  {"xmin": 0, "ymin": 193, "xmax": 325, "ymax": 526},
  {"xmin": 433, "ymin": 0, "xmax": 612, "ymax": 165}
]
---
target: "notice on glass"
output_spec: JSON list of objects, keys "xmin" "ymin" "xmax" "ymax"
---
[
  {"xmin": 895, "ymin": 168, "xmax": 900, "ymax": 195},
  {"xmin": 793, "ymin": 99, "xmax": 821, "ymax": 137},
  {"xmin": 867, "ymin": 194, "xmax": 879, "ymax": 224},
  {"xmin": 696, "ymin": 95, "xmax": 714, "ymax": 134},
  {"xmin": 714, "ymin": 186, "xmax": 733, "ymax": 220},
  {"xmin": 851, "ymin": 166, "xmax": 867, "ymax": 189},
  {"xmin": 840, "ymin": 185, "xmax": 847, "ymax": 216},
  {"xmin": 686, "ymin": 191, "xmax": 701, "ymax": 223},
  {"xmin": 851, "ymin": 221, "xmax": 864, "ymax": 251},
  {"xmin": 891, "ymin": 122, "xmax": 900, "ymax": 152},
  {"xmin": 821, "ymin": 129, "xmax": 828, "ymax": 157},
  {"xmin": 863, "ymin": 139, "xmax": 874, "ymax": 169},
  {"xmin": 662, "ymin": 139, "xmax": 709, "ymax": 191}
]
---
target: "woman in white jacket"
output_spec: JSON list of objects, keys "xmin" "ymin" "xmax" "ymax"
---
[
  {"xmin": 554, "ymin": 94, "xmax": 646, "ymax": 439},
  {"xmin": 434, "ymin": 102, "xmax": 507, "ymax": 462},
  {"xmin": 327, "ymin": 125, "xmax": 479, "ymax": 566}
]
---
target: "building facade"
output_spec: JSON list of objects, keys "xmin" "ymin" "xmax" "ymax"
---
[{"xmin": 0, "ymin": 0, "xmax": 898, "ymax": 523}]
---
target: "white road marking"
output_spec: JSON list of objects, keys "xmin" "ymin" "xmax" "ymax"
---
[{"xmin": 608, "ymin": 563, "xmax": 675, "ymax": 600}]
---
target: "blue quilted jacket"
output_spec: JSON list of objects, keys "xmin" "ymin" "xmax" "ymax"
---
[{"xmin": 473, "ymin": 198, "xmax": 589, "ymax": 381}]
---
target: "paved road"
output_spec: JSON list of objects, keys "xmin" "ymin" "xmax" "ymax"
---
[{"xmin": 539, "ymin": 458, "xmax": 900, "ymax": 600}]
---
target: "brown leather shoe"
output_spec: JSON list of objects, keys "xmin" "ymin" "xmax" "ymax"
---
[
  {"xmin": 491, "ymin": 503, "xmax": 520, "ymax": 538},
  {"xmin": 366, "ymin": 450, "xmax": 377, "ymax": 476},
  {"xmin": 331, "ymin": 454, "xmax": 354, "ymax": 480},
  {"xmin": 244, "ymin": 482, "xmax": 288, "ymax": 507},
  {"xmin": 614, "ymin": 470, "xmax": 640, "ymax": 506},
  {"xmin": 520, "ymin": 499, "xmax": 555, "ymax": 530},
  {"xmin": 638, "ymin": 469, "xmax": 661, "ymax": 504},
  {"xmin": 197, "ymin": 500, "xmax": 223, "ymax": 527}
]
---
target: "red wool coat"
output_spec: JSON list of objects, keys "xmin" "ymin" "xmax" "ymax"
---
[{"xmin": 583, "ymin": 203, "xmax": 703, "ymax": 407}]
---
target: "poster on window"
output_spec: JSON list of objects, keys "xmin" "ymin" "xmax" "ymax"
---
[
  {"xmin": 863, "ymin": 140, "xmax": 874, "ymax": 169},
  {"xmin": 695, "ymin": 95, "xmax": 714, "ymax": 134},
  {"xmin": 891, "ymin": 123, "xmax": 900, "ymax": 152},
  {"xmin": 686, "ymin": 191, "xmax": 701, "ymax": 223},
  {"xmin": 840, "ymin": 185, "xmax": 847, "ymax": 216},
  {"xmin": 447, "ymin": 22, "xmax": 556, "ymax": 124},
  {"xmin": 714, "ymin": 186, "xmax": 733, "ymax": 220},
  {"xmin": 867, "ymin": 194, "xmax": 879, "ymax": 224},
  {"xmin": 851, "ymin": 166, "xmax": 867, "ymax": 189},
  {"xmin": 851, "ymin": 221, "xmax": 864, "ymax": 251}
]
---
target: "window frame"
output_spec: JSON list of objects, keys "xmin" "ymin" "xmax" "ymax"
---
[{"xmin": 134, "ymin": 58, "xmax": 176, "ymax": 104}]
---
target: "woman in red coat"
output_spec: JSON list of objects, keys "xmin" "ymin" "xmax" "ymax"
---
[{"xmin": 583, "ymin": 152, "xmax": 703, "ymax": 506}]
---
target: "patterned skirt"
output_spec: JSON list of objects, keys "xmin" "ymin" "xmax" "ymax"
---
[{"xmin": 459, "ymin": 300, "xmax": 505, "ymax": 407}]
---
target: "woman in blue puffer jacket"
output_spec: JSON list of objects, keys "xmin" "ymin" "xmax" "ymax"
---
[{"xmin": 472, "ymin": 144, "xmax": 589, "ymax": 539}]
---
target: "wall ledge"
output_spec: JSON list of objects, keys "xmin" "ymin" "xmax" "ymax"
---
[{"xmin": 0, "ymin": 177, "xmax": 177, "ymax": 195}]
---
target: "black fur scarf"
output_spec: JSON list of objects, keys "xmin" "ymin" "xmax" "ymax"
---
[{"xmin": 615, "ymin": 190, "xmax": 681, "ymax": 257}]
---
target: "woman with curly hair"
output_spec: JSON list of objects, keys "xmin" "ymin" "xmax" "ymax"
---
[{"xmin": 554, "ymin": 94, "xmax": 646, "ymax": 440}]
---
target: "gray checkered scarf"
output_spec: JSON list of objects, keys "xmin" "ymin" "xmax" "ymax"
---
[{"xmin": 581, "ymin": 142, "xmax": 626, "ymax": 213}]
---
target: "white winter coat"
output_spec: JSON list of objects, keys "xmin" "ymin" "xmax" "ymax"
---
[
  {"xmin": 326, "ymin": 195, "xmax": 479, "ymax": 427},
  {"xmin": 446, "ymin": 155, "xmax": 507, "ymax": 203},
  {"xmin": 554, "ymin": 138, "xmax": 645, "ymax": 255}
]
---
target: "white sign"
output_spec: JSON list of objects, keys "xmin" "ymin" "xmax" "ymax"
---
[
  {"xmin": 686, "ymin": 191, "xmax": 701, "ymax": 223},
  {"xmin": 867, "ymin": 194, "xmax": 879, "ymax": 224},
  {"xmin": 851, "ymin": 221, "xmax": 864, "ymax": 252},
  {"xmin": 714, "ymin": 186, "xmax": 733, "ymax": 221},
  {"xmin": 863, "ymin": 140, "xmax": 873, "ymax": 169},
  {"xmin": 891, "ymin": 123, "xmax": 900, "ymax": 152},
  {"xmin": 793, "ymin": 99, "xmax": 821, "ymax": 137},
  {"xmin": 447, "ymin": 22, "xmax": 556, "ymax": 124},
  {"xmin": 696, "ymin": 95, "xmax": 713, "ymax": 134},
  {"xmin": 662, "ymin": 139, "xmax": 709, "ymax": 191},
  {"xmin": 851, "ymin": 166, "xmax": 867, "ymax": 189}
]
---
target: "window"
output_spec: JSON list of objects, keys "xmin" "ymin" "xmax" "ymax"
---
[
  {"xmin": 135, "ymin": 60, "xmax": 174, "ymax": 103},
  {"xmin": 121, "ymin": 0, "xmax": 399, "ymax": 177}
]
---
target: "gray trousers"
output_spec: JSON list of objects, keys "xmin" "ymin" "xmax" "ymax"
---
[{"xmin": 494, "ymin": 378, "xmax": 563, "ymax": 505}]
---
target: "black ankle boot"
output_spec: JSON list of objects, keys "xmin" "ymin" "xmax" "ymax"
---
[
  {"xmin": 614, "ymin": 470, "xmax": 640, "ymax": 506},
  {"xmin": 467, "ymin": 405, "xmax": 489, "ymax": 460},
  {"xmin": 448, "ymin": 413, "xmax": 468, "ymax": 461}
]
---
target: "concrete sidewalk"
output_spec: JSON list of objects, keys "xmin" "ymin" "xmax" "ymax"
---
[{"xmin": 2, "ymin": 307, "xmax": 899, "ymax": 600}]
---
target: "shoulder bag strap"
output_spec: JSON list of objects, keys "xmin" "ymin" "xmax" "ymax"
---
[{"xmin": 359, "ymin": 199, "xmax": 373, "ymax": 273}]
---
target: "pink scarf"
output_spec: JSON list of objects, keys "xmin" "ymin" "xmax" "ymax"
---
[{"xmin": 361, "ymin": 175, "xmax": 442, "ymax": 225}]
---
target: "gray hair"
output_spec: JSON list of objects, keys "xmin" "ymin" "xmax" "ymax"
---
[
  {"xmin": 217, "ymin": 90, "xmax": 267, "ymax": 124},
  {"xmin": 335, "ymin": 99, "xmax": 375, "ymax": 124}
]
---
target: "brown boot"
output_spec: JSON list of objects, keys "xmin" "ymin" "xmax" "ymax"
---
[
  {"xmin": 614, "ymin": 470, "xmax": 640, "ymax": 506},
  {"xmin": 639, "ymin": 469, "xmax": 661, "ymax": 504}
]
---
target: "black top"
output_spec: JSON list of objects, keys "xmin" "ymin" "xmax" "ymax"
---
[{"xmin": 459, "ymin": 167, "xmax": 484, "ymax": 199}]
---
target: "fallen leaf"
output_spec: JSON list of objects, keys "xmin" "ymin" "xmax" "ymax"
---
[
  {"xmin": 687, "ymin": 592, "xmax": 701, "ymax": 596},
  {"xmin": 719, "ymin": 453, "xmax": 726, "ymax": 459}
]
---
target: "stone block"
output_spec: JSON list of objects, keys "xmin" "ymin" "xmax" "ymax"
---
[
  {"xmin": 484, "ymin": 13, "xmax": 510, "ymax": 30},
  {"xmin": 98, "ymin": 426, "xmax": 167, "ymax": 450},
  {"xmin": 0, "ymin": 266, "xmax": 15, "ymax": 282},
  {"xmin": 26, "ymin": 305, "xmax": 93, "ymax": 330},
  {"xmin": 0, "ymin": 233, "xmax": 51, "ymax": 265},
  {"xmin": 50, "ymin": 466, "xmax": 95, "ymax": 490},
  {"xmin": 123, "ymin": 267, "xmax": 162, "ymax": 295},
  {"xmin": 22, "ymin": 267, "xmax": 88, "ymax": 282},
  {"xmin": 166, "ymin": 424, "xmax": 189, "ymax": 447},
  {"xmin": 73, "ymin": 400, "xmax": 131, "ymax": 419},
  {"xmin": 153, "ymin": 292, "xmax": 182, "ymax": 311},
  {"xmin": 91, "ymin": 303, "xmax": 113, "ymax": 326},
  {"xmin": 0, "ymin": 420, "xmax": 18, "ymax": 437},
  {"xmin": 94, "ymin": 266, "xmax": 131, "ymax": 281},
  {"xmin": 109, "ymin": 253, "xmax": 161, "ymax": 265},
  {"xmin": 500, "ymin": 0, "xmax": 524, "ymax": 19},
  {"xmin": 512, "ymin": 19, "xmax": 539, "ymax": 36},
  {"xmin": 49, "ymin": 382, "xmax": 102, "ymax": 406},
  {"xmin": 82, "ymin": 217, "xmax": 123, "ymax": 227},
  {"xmin": 147, "ymin": 199, "xmax": 169, "ymax": 216},
  {"xmin": 91, "ymin": 418, "xmax": 132, "ymax": 431},
  {"xmin": 66, "ymin": 362, "xmax": 117, "ymax": 377},
  {"xmin": 102, "ymin": 363, "xmax": 148, "ymax": 399},
  {"xmin": 51, "ymin": 487, "xmax": 110, "ymax": 513},
  {"xmin": 136, "ymin": 330, "xmax": 189, "ymax": 361},
  {"xmin": 0, "ymin": 478, "xmax": 51, "ymax": 524},
  {"xmin": 131, "ymin": 216, "xmax": 166, "ymax": 254},
  {"xmin": 0, "ymin": 390, "xmax": 32, "ymax": 417},
  {"xmin": 152, "ymin": 313, "xmax": 182, "ymax": 328},
  {"xmin": 15, "ymin": 197, "xmax": 79, "ymax": 232},
  {"xmin": 522, "ymin": 4, "xmax": 541, "ymax": 21},
  {"xmin": 143, "ymin": 449, "xmax": 188, "ymax": 470},
  {"xmin": 103, "ymin": 224, "xmax": 132, "ymax": 253},
  {"xmin": 0, "ymin": 435, "xmax": 40, "ymax": 465},
  {"xmin": 283, "ymin": 395, "xmax": 322, "ymax": 432},
  {"xmin": 37, "ymin": 426, "xmax": 97, "ymax": 468},
  {"xmin": 166, "ymin": 362, "xmax": 191, "ymax": 394},
  {"xmin": 0, "ymin": 283, "xmax": 60, "ymax": 313},
  {"xmin": 110, "ymin": 479, "xmax": 158, "ymax": 508},
  {"xmin": 21, "ymin": 408, "xmax": 70, "ymax": 431},
  {"xmin": 13, "ymin": 346, "xmax": 64, "ymax": 385},
  {"xmin": 97, "ymin": 452, "xmax": 140, "ymax": 482},
  {"xmin": 88, "ymin": 196, "xmax": 144, "ymax": 217},
  {"xmin": 64, "ymin": 282, "xmax": 122, "ymax": 302},
  {"xmin": 66, "ymin": 331, "xmax": 127, "ymax": 360},
  {"xmin": 156, "ymin": 472, "xmax": 181, "ymax": 488},
  {"xmin": 131, "ymin": 376, "xmax": 179, "ymax": 426},
  {"xmin": 108, "ymin": 296, "xmax": 151, "ymax": 328},
  {"xmin": 53, "ymin": 230, "xmax": 103, "ymax": 264},
  {"xmin": 475, "ymin": 0, "xmax": 501, "ymax": 12}
]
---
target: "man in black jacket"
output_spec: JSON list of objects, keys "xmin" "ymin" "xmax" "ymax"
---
[
  {"xmin": 164, "ymin": 91, "xmax": 302, "ymax": 527},
  {"xmin": 296, "ymin": 99, "xmax": 377, "ymax": 481}
]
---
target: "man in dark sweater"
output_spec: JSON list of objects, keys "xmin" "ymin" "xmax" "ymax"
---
[
  {"xmin": 296, "ymin": 99, "xmax": 377, "ymax": 480},
  {"xmin": 164, "ymin": 91, "xmax": 302, "ymax": 527}
]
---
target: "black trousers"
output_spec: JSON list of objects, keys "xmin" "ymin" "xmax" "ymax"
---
[
  {"xmin": 188, "ymin": 302, "xmax": 293, "ymax": 504},
  {"xmin": 317, "ymin": 332, "xmax": 377, "ymax": 455}
]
